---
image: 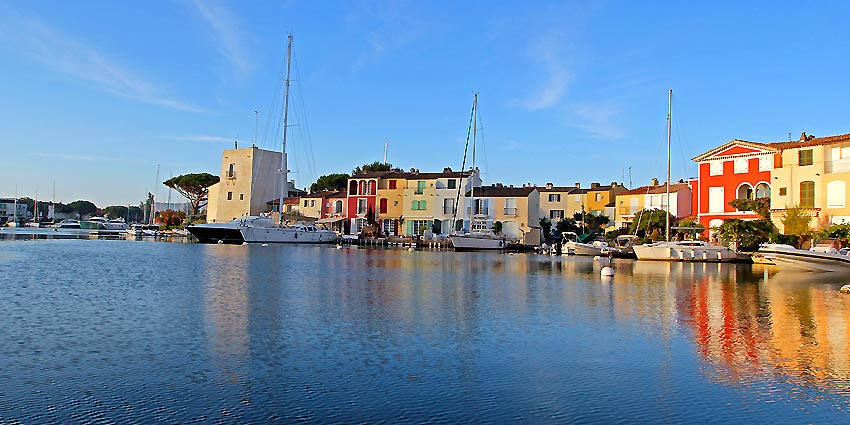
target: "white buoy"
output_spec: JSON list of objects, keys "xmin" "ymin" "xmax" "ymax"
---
[
  {"xmin": 336, "ymin": 245, "xmax": 343, "ymax": 249},
  {"xmin": 242, "ymin": 242, "xmax": 248, "ymax": 246},
  {"xmin": 216, "ymin": 240, "xmax": 224, "ymax": 244},
  {"xmin": 261, "ymin": 243, "xmax": 268, "ymax": 247},
  {"xmin": 593, "ymin": 256, "xmax": 601, "ymax": 261},
  {"xmin": 601, "ymin": 266, "xmax": 614, "ymax": 277},
  {"xmin": 841, "ymin": 285, "xmax": 850, "ymax": 294},
  {"xmin": 408, "ymin": 247, "xmax": 415, "ymax": 252}
]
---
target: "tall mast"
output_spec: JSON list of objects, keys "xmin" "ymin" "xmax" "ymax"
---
[
  {"xmin": 666, "ymin": 89, "xmax": 672, "ymax": 242},
  {"xmin": 278, "ymin": 34, "xmax": 293, "ymax": 225},
  {"xmin": 470, "ymin": 92, "xmax": 478, "ymax": 226}
]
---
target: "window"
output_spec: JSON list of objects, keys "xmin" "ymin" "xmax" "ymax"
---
[
  {"xmin": 505, "ymin": 198, "xmax": 517, "ymax": 215},
  {"xmin": 595, "ymin": 193, "xmax": 602, "ymax": 202},
  {"xmin": 629, "ymin": 198, "xmax": 639, "ymax": 214},
  {"xmin": 709, "ymin": 161, "xmax": 723, "ymax": 176},
  {"xmin": 827, "ymin": 180, "xmax": 845, "ymax": 208},
  {"xmin": 755, "ymin": 183, "xmax": 771, "ymax": 199},
  {"xmin": 379, "ymin": 198, "xmax": 388, "ymax": 214},
  {"xmin": 799, "ymin": 149, "xmax": 813, "ymax": 166},
  {"xmin": 388, "ymin": 180, "xmax": 397, "ymax": 189},
  {"xmin": 549, "ymin": 210, "xmax": 564, "ymax": 219},
  {"xmin": 310, "ymin": 200, "xmax": 315, "ymax": 207},
  {"xmin": 447, "ymin": 179, "xmax": 457, "ymax": 189},
  {"xmin": 412, "ymin": 200, "xmax": 427, "ymax": 211},
  {"xmin": 736, "ymin": 184, "xmax": 753, "ymax": 200},
  {"xmin": 800, "ymin": 181, "xmax": 815, "ymax": 208},
  {"xmin": 443, "ymin": 198, "xmax": 454, "ymax": 215},
  {"xmin": 304, "ymin": 200, "xmax": 308, "ymax": 207},
  {"xmin": 708, "ymin": 187, "xmax": 725, "ymax": 213},
  {"xmin": 472, "ymin": 199, "xmax": 488, "ymax": 215},
  {"xmin": 239, "ymin": 193, "xmax": 244, "ymax": 201},
  {"xmin": 227, "ymin": 191, "xmax": 233, "ymax": 201},
  {"xmin": 411, "ymin": 220, "xmax": 429, "ymax": 236},
  {"xmin": 368, "ymin": 181, "xmax": 376, "ymax": 195},
  {"xmin": 416, "ymin": 181, "xmax": 426, "ymax": 194},
  {"xmin": 227, "ymin": 163, "xmax": 235, "ymax": 178},
  {"xmin": 382, "ymin": 219, "xmax": 396, "ymax": 235},
  {"xmin": 574, "ymin": 195, "xmax": 581, "ymax": 202},
  {"xmin": 354, "ymin": 218, "xmax": 367, "ymax": 234},
  {"xmin": 548, "ymin": 194, "xmax": 561, "ymax": 202},
  {"xmin": 335, "ymin": 200, "xmax": 343, "ymax": 213},
  {"xmin": 358, "ymin": 199, "xmax": 367, "ymax": 214},
  {"xmin": 779, "ymin": 187, "xmax": 787, "ymax": 196},
  {"xmin": 734, "ymin": 158, "xmax": 749, "ymax": 174}
]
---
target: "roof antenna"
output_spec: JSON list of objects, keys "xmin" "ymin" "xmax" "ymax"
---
[{"xmin": 788, "ymin": 132, "xmax": 792, "ymax": 142}]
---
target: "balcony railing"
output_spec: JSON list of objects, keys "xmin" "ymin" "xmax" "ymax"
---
[
  {"xmin": 504, "ymin": 207, "xmax": 517, "ymax": 216},
  {"xmin": 443, "ymin": 207, "xmax": 455, "ymax": 215},
  {"xmin": 826, "ymin": 158, "xmax": 850, "ymax": 173}
]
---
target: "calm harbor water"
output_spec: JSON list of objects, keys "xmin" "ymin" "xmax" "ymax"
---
[{"xmin": 1, "ymin": 239, "xmax": 849, "ymax": 423}]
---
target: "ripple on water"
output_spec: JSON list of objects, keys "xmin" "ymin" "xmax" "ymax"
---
[{"xmin": 0, "ymin": 240, "xmax": 849, "ymax": 422}]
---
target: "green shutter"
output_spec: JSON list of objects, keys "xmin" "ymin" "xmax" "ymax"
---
[{"xmin": 420, "ymin": 200, "xmax": 426, "ymax": 210}]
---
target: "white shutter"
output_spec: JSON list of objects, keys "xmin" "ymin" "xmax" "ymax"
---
[{"xmin": 709, "ymin": 187, "xmax": 725, "ymax": 213}]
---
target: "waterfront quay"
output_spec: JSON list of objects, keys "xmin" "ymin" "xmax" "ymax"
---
[{"xmin": 1, "ymin": 238, "xmax": 849, "ymax": 423}]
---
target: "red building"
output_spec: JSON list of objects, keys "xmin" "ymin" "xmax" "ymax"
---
[
  {"xmin": 347, "ymin": 171, "xmax": 392, "ymax": 235},
  {"xmin": 691, "ymin": 140, "xmax": 779, "ymax": 236}
]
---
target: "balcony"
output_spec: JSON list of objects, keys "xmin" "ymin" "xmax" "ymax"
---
[
  {"xmin": 826, "ymin": 158, "xmax": 850, "ymax": 173},
  {"xmin": 504, "ymin": 207, "xmax": 517, "ymax": 216},
  {"xmin": 443, "ymin": 207, "xmax": 455, "ymax": 215}
]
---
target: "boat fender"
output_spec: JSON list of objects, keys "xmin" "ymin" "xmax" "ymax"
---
[
  {"xmin": 841, "ymin": 285, "xmax": 850, "ymax": 294},
  {"xmin": 593, "ymin": 256, "xmax": 601, "ymax": 261},
  {"xmin": 601, "ymin": 266, "xmax": 614, "ymax": 276},
  {"xmin": 217, "ymin": 240, "xmax": 224, "ymax": 244}
]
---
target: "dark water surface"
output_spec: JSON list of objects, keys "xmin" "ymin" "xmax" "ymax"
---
[{"xmin": 1, "ymin": 239, "xmax": 849, "ymax": 423}]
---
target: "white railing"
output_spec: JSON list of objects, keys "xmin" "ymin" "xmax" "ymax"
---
[{"xmin": 826, "ymin": 158, "xmax": 850, "ymax": 173}]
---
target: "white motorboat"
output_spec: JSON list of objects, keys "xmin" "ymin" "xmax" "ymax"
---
[
  {"xmin": 241, "ymin": 222, "xmax": 338, "ymax": 244},
  {"xmin": 450, "ymin": 229, "xmax": 506, "ymax": 251},
  {"xmin": 82, "ymin": 216, "xmax": 128, "ymax": 231},
  {"xmin": 561, "ymin": 232, "xmax": 614, "ymax": 256},
  {"xmin": 51, "ymin": 219, "xmax": 82, "ymax": 229},
  {"xmin": 633, "ymin": 240, "xmax": 738, "ymax": 262},
  {"xmin": 756, "ymin": 243, "xmax": 850, "ymax": 272}
]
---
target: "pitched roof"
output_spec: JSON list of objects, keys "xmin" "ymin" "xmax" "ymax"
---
[
  {"xmin": 302, "ymin": 190, "xmax": 341, "ymax": 198},
  {"xmin": 465, "ymin": 185, "xmax": 536, "ymax": 197},
  {"xmin": 328, "ymin": 191, "xmax": 348, "ymax": 198},
  {"xmin": 404, "ymin": 170, "xmax": 473, "ymax": 180},
  {"xmin": 536, "ymin": 186, "xmax": 581, "ymax": 193},
  {"xmin": 767, "ymin": 132, "xmax": 850, "ymax": 150},
  {"xmin": 692, "ymin": 139, "xmax": 778, "ymax": 161},
  {"xmin": 619, "ymin": 182, "xmax": 689, "ymax": 196},
  {"xmin": 350, "ymin": 170, "xmax": 398, "ymax": 179}
]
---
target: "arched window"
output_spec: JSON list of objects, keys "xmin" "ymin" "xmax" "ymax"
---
[
  {"xmin": 755, "ymin": 183, "xmax": 771, "ymax": 199},
  {"xmin": 349, "ymin": 181, "xmax": 358, "ymax": 195},
  {"xmin": 736, "ymin": 183, "xmax": 753, "ymax": 200},
  {"xmin": 369, "ymin": 180, "xmax": 377, "ymax": 195},
  {"xmin": 358, "ymin": 180, "xmax": 365, "ymax": 195}
]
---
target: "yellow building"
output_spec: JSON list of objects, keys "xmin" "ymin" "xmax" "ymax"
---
[
  {"xmin": 377, "ymin": 171, "xmax": 410, "ymax": 235},
  {"xmin": 401, "ymin": 168, "xmax": 479, "ymax": 236},
  {"xmin": 206, "ymin": 147, "xmax": 284, "ymax": 223},
  {"xmin": 769, "ymin": 133, "xmax": 850, "ymax": 232},
  {"xmin": 465, "ymin": 184, "xmax": 541, "ymax": 244},
  {"xmin": 538, "ymin": 182, "xmax": 627, "ymax": 224}
]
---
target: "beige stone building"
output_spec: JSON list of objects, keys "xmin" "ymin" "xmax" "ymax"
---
[
  {"xmin": 769, "ymin": 133, "xmax": 850, "ymax": 232},
  {"xmin": 206, "ymin": 147, "xmax": 293, "ymax": 223},
  {"xmin": 465, "ymin": 184, "xmax": 541, "ymax": 244}
]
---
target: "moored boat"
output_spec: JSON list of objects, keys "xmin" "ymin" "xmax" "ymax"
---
[
  {"xmin": 757, "ymin": 243, "xmax": 850, "ymax": 272},
  {"xmin": 188, "ymin": 216, "xmax": 274, "ymax": 244},
  {"xmin": 633, "ymin": 240, "xmax": 738, "ymax": 262}
]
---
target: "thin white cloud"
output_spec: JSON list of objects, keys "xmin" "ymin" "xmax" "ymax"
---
[
  {"xmin": 515, "ymin": 32, "xmax": 573, "ymax": 110},
  {"xmin": 345, "ymin": 0, "xmax": 425, "ymax": 69},
  {"xmin": 0, "ymin": 10, "xmax": 204, "ymax": 112},
  {"xmin": 172, "ymin": 135, "xmax": 234, "ymax": 143},
  {"xmin": 565, "ymin": 102, "xmax": 626, "ymax": 141},
  {"xmin": 189, "ymin": 0, "xmax": 250, "ymax": 74}
]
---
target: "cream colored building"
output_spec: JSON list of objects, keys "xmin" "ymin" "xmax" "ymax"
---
[
  {"xmin": 206, "ymin": 147, "xmax": 288, "ymax": 223},
  {"xmin": 769, "ymin": 133, "xmax": 850, "ymax": 232},
  {"xmin": 464, "ymin": 184, "xmax": 541, "ymax": 244},
  {"xmin": 400, "ymin": 168, "xmax": 480, "ymax": 236},
  {"xmin": 614, "ymin": 180, "xmax": 691, "ymax": 229}
]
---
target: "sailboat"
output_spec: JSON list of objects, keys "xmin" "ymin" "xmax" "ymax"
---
[
  {"xmin": 633, "ymin": 90, "xmax": 737, "ymax": 262},
  {"xmin": 239, "ymin": 35, "xmax": 338, "ymax": 245},
  {"xmin": 449, "ymin": 93, "xmax": 506, "ymax": 251}
]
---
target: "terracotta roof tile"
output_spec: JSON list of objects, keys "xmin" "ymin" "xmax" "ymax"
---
[
  {"xmin": 619, "ymin": 182, "xmax": 689, "ymax": 196},
  {"xmin": 465, "ymin": 186, "xmax": 536, "ymax": 197}
]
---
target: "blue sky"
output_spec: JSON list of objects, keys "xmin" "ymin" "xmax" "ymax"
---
[{"xmin": 2, "ymin": 1, "xmax": 849, "ymax": 207}]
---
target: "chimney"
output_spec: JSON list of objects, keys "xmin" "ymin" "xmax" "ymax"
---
[
  {"xmin": 611, "ymin": 181, "xmax": 617, "ymax": 188},
  {"xmin": 511, "ymin": 184, "xmax": 515, "ymax": 188},
  {"xmin": 591, "ymin": 182, "xmax": 600, "ymax": 188},
  {"xmin": 800, "ymin": 132, "xmax": 807, "ymax": 141},
  {"xmin": 651, "ymin": 178, "xmax": 659, "ymax": 186},
  {"xmin": 546, "ymin": 182, "xmax": 554, "ymax": 189},
  {"xmin": 575, "ymin": 182, "xmax": 581, "ymax": 188},
  {"xmin": 443, "ymin": 167, "xmax": 452, "ymax": 173}
]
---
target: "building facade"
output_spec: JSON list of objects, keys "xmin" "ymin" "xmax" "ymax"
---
[
  {"xmin": 464, "ymin": 184, "xmax": 541, "ymax": 244},
  {"xmin": 207, "ymin": 147, "xmax": 286, "ymax": 223},
  {"xmin": 614, "ymin": 180, "xmax": 692, "ymax": 229}
]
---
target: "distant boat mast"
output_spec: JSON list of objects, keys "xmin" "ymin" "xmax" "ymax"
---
[{"xmin": 277, "ymin": 35, "xmax": 293, "ymax": 225}]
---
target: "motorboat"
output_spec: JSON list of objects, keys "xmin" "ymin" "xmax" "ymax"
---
[
  {"xmin": 187, "ymin": 216, "xmax": 274, "ymax": 244},
  {"xmin": 51, "ymin": 219, "xmax": 82, "ymax": 229},
  {"xmin": 240, "ymin": 221, "xmax": 338, "ymax": 244},
  {"xmin": 81, "ymin": 217, "xmax": 128, "ymax": 231},
  {"xmin": 633, "ymin": 240, "xmax": 738, "ymax": 262},
  {"xmin": 562, "ymin": 232, "xmax": 612, "ymax": 256},
  {"xmin": 602, "ymin": 235, "xmax": 638, "ymax": 259},
  {"xmin": 450, "ymin": 229, "xmax": 506, "ymax": 251},
  {"xmin": 757, "ymin": 242, "xmax": 850, "ymax": 272}
]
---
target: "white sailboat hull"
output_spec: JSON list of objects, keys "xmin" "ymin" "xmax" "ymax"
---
[
  {"xmin": 241, "ymin": 226, "xmax": 338, "ymax": 244},
  {"xmin": 633, "ymin": 241, "xmax": 737, "ymax": 262},
  {"xmin": 450, "ymin": 233, "xmax": 506, "ymax": 251},
  {"xmin": 757, "ymin": 244, "xmax": 850, "ymax": 272}
]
